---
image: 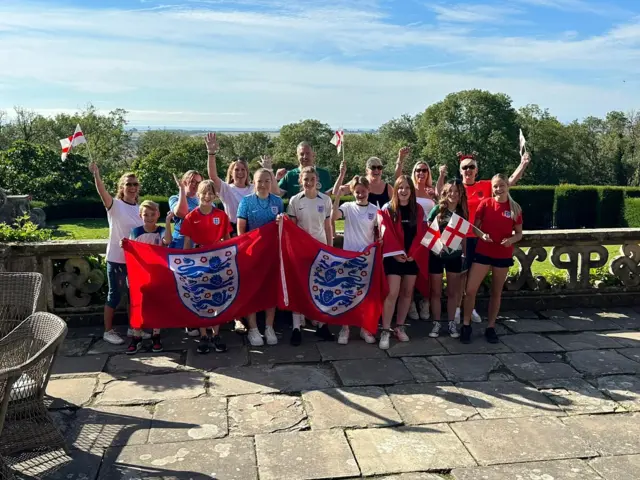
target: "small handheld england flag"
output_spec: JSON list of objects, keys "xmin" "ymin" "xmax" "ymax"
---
[
  {"xmin": 330, "ymin": 130, "xmax": 344, "ymax": 154},
  {"xmin": 441, "ymin": 214, "xmax": 471, "ymax": 251},
  {"xmin": 421, "ymin": 219, "xmax": 444, "ymax": 255}
]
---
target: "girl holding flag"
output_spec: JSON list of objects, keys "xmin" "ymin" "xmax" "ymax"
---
[
  {"xmin": 378, "ymin": 175, "xmax": 430, "ymax": 350},
  {"xmin": 331, "ymin": 161, "xmax": 379, "ymax": 345},
  {"xmin": 461, "ymin": 174, "xmax": 523, "ymax": 344}
]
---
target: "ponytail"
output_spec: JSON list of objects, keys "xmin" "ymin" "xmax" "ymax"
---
[{"xmin": 507, "ymin": 193, "xmax": 522, "ymax": 220}]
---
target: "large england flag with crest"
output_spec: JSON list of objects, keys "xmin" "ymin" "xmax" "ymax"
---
[
  {"xmin": 278, "ymin": 217, "xmax": 387, "ymax": 334},
  {"xmin": 123, "ymin": 223, "xmax": 279, "ymax": 329}
]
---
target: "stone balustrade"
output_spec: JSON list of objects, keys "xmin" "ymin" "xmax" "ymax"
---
[{"xmin": 1, "ymin": 228, "xmax": 639, "ymax": 322}]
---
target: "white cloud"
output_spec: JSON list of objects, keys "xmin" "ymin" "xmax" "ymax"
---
[{"xmin": 428, "ymin": 3, "xmax": 524, "ymax": 24}]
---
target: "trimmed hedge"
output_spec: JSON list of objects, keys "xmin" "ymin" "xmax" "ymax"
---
[
  {"xmin": 598, "ymin": 187, "xmax": 626, "ymax": 228},
  {"xmin": 625, "ymin": 197, "xmax": 640, "ymax": 228},
  {"xmin": 554, "ymin": 185, "xmax": 599, "ymax": 229},
  {"xmin": 510, "ymin": 186, "xmax": 555, "ymax": 230}
]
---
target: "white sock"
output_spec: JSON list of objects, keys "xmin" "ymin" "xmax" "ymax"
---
[
  {"xmin": 292, "ymin": 313, "xmax": 302, "ymax": 330},
  {"xmin": 455, "ymin": 308, "xmax": 461, "ymax": 314}
]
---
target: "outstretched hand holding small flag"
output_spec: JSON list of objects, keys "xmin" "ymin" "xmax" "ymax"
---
[
  {"xmin": 60, "ymin": 124, "xmax": 87, "ymax": 161},
  {"xmin": 330, "ymin": 130, "xmax": 344, "ymax": 154}
]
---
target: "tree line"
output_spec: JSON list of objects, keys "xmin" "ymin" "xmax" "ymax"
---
[{"xmin": 1, "ymin": 90, "xmax": 639, "ymax": 202}]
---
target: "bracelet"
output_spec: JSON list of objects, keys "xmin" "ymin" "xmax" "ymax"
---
[{"xmin": 207, "ymin": 152, "xmax": 217, "ymax": 156}]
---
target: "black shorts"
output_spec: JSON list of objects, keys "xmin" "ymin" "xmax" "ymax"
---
[
  {"xmin": 429, "ymin": 252, "xmax": 464, "ymax": 275},
  {"xmin": 473, "ymin": 253, "xmax": 514, "ymax": 269},
  {"xmin": 463, "ymin": 237, "xmax": 478, "ymax": 272},
  {"xmin": 384, "ymin": 257, "xmax": 419, "ymax": 276}
]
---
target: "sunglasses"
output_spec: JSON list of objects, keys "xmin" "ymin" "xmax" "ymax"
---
[
  {"xmin": 461, "ymin": 165, "xmax": 476, "ymax": 171},
  {"xmin": 415, "ymin": 168, "xmax": 429, "ymax": 174},
  {"xmin": 125, "ymin": 182, "xmax": 139, "ymax": 187},
  {"xmin": 368, "ymin": 165, "xmax": 383, "ymax": 171}
]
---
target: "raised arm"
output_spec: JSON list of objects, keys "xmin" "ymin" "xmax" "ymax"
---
[
  {"xmin": 163, "ymin": 211, "xmax": 174, "ymax": 246},
  {"xmin": 508, "ymin": 152, "xmax": 530, "ymax": 186},
  {"xmin": 258, "ymin": 155, "xmax": 282, "ymax": 196},
  {"xmin": 435, "ymin": 164, "xmax": 447, "ymax": 197},
  {"xmin": 171, "ymin": 173, "xmax": 189, "ymax": 218},
  {"xmin": 394, "ymin": 146, "xmax": 410, "ymax": 179},
  {"xmin": 88, "ymin": 162, "xmax": 113, "ymax": 209},
  {"xmin": 205, "ymin": 132, "xmax": 223, "ymax": 192}
]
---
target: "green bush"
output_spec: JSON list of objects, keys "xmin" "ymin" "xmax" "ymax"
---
[
  {"xmin": 42, "ymin": 198, "xmax": 106, "ymax": 221},
  {"xmin": 554, "ymin": 185, "xmax": 599, "ymax": 228},
  {"xmin": 510, "ymin": 186, "xmax": 555, "ymax": 230},
  {"xmin": 0, "ymin": 214, "xmax": 53, "ymax": 242},
  {"xmin": 624, "ymin": 197, "xmax": 640, "ymax": 227},
  {"xmin": 597, "ymin": 187, "xmax": 626, "ymax": 228}
]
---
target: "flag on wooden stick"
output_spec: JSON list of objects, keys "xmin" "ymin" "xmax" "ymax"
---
[
  {"xmin": 60, "ymin": 124, "xmax": 87, "ymax": 161},
  {"xmin": 330, "ymin": 130, "xmax": 344, "ymax": 154}
]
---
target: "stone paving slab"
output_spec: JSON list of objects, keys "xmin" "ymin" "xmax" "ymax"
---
[
  {"xmin": 255, "ymin": 430, "xmax": 359, "ymax": 480},
  {"xmin": 604, "ymin": 330, "xmax": 640, "ymax": 347},
  {"xmin": 387, "ymin": 383, "xmax": 479, "ymax": 424},
  {"xmin": 529, "ymin": 352, "xmax": 566, "ymax": 363},
  {"xmin": 437, "ymin": 334, "xmax": 512, "ymax": 354},
  {"xmin": 316, "ymin": 340, "xmax": 387, "ymax": 361},
  {"xmin": 595, "ymin": 375, "xmax": 640, "ymax": 411},
  {"xmin": 451, "ymin": 459, "xmax": 603, "ymax": 480},
  {"xmin": 496, "ymin": 353, "xmax": 581, "ymax": 382},
  {"xmin": 46, "ymin": 377, "xmax": 96, "ymax": 408},
  {"xmin": 60, "ymin": 337, "xmax": 94, "ymax": 356},
  {"xmin": 185, "ymin": 346, "xmax": 250, "ymax": 370},
  {"xmin": 333, "ymin": 358, "xmax": 414, "ymax": 387},
  {"xmin": 429, "ymin": 354, "xmax": 502, "ymax": 382},
  {"xmin": 99, "ymin": 437, "xmax": 257, "ymax": 480},
  {"xmin": 567, "ymin": 350, "xmax": 640, "ymax": 376},
  {"xmin": 563, "ymin": 413, "xmax": 640, "ymax": 456},
  {"xmin": 67, "ymin": 405, "xmax": 152, "ymax": 450},
  {"xmin": 589, "ymin": 454, "xmax": 640, "ymax": 480},
  {"xmin": 149, "ymin": 397, "xmax": 227, "ymax": 443},
  {"xmin": 347, "ymin": 425, "xmax": 476, "ymax": 476},
  {"xmin": 605, "ymin": 310, "xmax": 640, "ymax": 330},
  {"xmin": 547, "ymin": 332, "xmax": 625, "ymax": 351},
  {"xmin": 500, "ymin": 310, "xmax": 540, "ymax": 319},
  {"xmin": 455, "ymin": 381, "xmax": 564, "ymax": 419},
  {"xmin": 618, "ymin": 348, "xmax": 640, "ymax": 363},
  {"xmin": 52, "ymin": 354, "xmax": 108, "ymax": 377},
  {"xmin": 249, "ymin": 342, "xmax": 322, "ymax": 365},
  {"xmin": 533, "ymin": 378, "xmax": 621, "ymax": 415},
  {"xmin": 96, "ymin": 372, "xmax": 206, "ymax": 405},
  {"xmin": 502, "ymin": 318, "xmax": 566, "ymax": 333},
  {"xmin": 451, "ymin": 416, "xmax": 596, "ymax": 466},
  {"xmin": 10, "ymin": 448, "xmax": 104, "ymax": 480},
  {"xmin": 539, "ymin": 310, "xmax": 569, "ymax": 319},
  {"xmin": 552, "ymin": 315, "xmax": 622, "ymax": 332},
  {"xmin": 376, "ymin": 474, "xmax": 446, "ymax": 480},
  {"xmin": 87, "ymin": 339, "xmax": 130, "ymax": 355},
  {"xmin": 499, "ymin": 333, "xmax": 565, "ymax": 352},
  {"xmin": 106, "ymin": 352, "xmax": 185, "ymax": 376},
  {"xmin": 229, "ymin": 393, "xmax": 308, "ymax": 435},
  {"xmin": 303, "ymin": 386, "xmax": 401, "ymax": 429},
  {"xmin": 386, "ymin": 338, "xmax": 448, "ymax": 357},
  {"xmin": 401, "ymin": 357, "xmax": 446, "ymax": 383}
]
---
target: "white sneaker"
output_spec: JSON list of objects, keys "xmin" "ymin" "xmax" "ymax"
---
[
  {"xmin": 338, "ymin": 326, "xmax": 350, "ymax": 345},
  {"xmin": 360, "ymin": 329, "xmax": 376, "ymax": 344},
  {"xmin": 394, "ymin": 325, "xmax": 410, "ymax": 342},
  {"xmin": 186, "ymin": 328, "xmax": 201, "ymax": 337},
  {"xmin": 103, "ymin": 330, "xmax": 124, "ymax": 345},
  {"xmin": 247, "ymin": 328, "xmax": 264, "ymax": 346},
  {"xmin": 448, "ymin": 321, "xmax": 460, "ymax": 338},
  {"xmin": 454, "ymin": 308, "xmax": 461, "ymax": 324},
  {"xmin": 408, "ymin": 302, "xmax": 419, "ymax": 320},
  {"xmin": 429, "ymin": 322, "xmax": 441, "ymax": 338},
  {"xmin": 265, "ymin": 326, "xmax": 278, "ymax": 345},
  {"xmin": 419, "ymin": 300, "xmax": 430, "ymax": 320},
  {"xmin": 127, "ymin": 328, "xmax": 151, "ymax": 340},
  {"xmin": 472, "ymin": 309, "xmax": 482, "ymax": 323},
  {"xmin": 379, "ymin": 330, "xmax": 391, "ymax": 350}
]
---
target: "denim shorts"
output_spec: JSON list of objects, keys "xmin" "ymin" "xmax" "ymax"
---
[{"xmin": 106, "ymin": 261, "xmax": 128, "ymax": 308}]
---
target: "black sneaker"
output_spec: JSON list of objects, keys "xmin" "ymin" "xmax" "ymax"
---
[
  {"xmin": 197, "ymin": 336, "xmax": 211, "ymax": 354},
  {"xmin": 290, "ymin": 328, "xmax": 302, "ymax": 346},
  {"xmin": 212, "ymin": 335, "xmax": 227, "ymax": 353},
  {"xmin": 127, "ymin": 337, "xmax": 142, "ymax": 355},
  {"xmin": 315, "ymin": 324, "xmax": 335, "ymax": 341},
  {"xmin": 460, "ymin": 325, "xmax": 472, "ymax": 344},
  {"xmin": 151, "ymin": 334, "xmax": 163, "ymax": 353},
  {"xmin": 485, "ymin": 327, "xmax": 499, "ymax": 344}
]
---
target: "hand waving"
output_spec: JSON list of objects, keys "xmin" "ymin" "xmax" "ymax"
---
[
  {"xmin": 275, "ymin": 168, "xmax": 287, "ymax": 181},
  {"xmin": 259, "ymin": 155, "xmax": 273, "ymax": 170},
  {"xmin": 439, "ymin": 164, "xmax": 447, "ymax": 177},
  {"xmin": 173, "ymin": 173, "xmax": 185, "ymax": 190},
  {"xmin": 521, "ymin": 151, "xmax": 531, "ymax": 165},
  {"xmin": 398, "ymin": 146, "xmax": 411, "ymax": 162},
  {"xmin": 205, "ymin": 132, "xmax": 218, "ymax": 153}
]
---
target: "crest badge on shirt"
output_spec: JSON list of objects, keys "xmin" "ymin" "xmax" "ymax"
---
[
  {"xmin": 367, "ymin": 212, "xmax": 375, "ymax": 221},
  {"xmin": 317, "ymin": 205, "xmax": 324, "ymax": 213},
  {"xmin": 270, "ymin": 206, "xmax": 279, "ymax": 215},
  {"xmin": 213, "ymin": 217, "xmax": 220, "ymax": 225},
  {"xmin": 503, "ymin": 210, "xmax": 512, "ymax": 219}
]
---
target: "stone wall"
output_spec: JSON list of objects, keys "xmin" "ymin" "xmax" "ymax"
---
[{"xmin": 1, "ymin": 228, "xmax": 639, "ymax": 324}]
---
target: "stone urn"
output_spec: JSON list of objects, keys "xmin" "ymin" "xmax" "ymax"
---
[{"xmin": 0, "ymin": 189, "xmax": 47, "ymax": 228}]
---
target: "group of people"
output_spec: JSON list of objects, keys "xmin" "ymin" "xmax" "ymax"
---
[{"xmin": 90, "ymin": 132, "xmax": 530, "ymax": 354}]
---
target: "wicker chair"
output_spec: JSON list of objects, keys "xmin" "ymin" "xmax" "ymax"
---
[
  {"xmin": 0, "ymin": 272, "xmax": 43, "ymax": 337},
  {"xmin": 0, "ymin": 368, "xmax": 20, "ymax": 480},
  {"xmin": 0, "ymin": 313, "xmax": 68, "ymax": 461}
]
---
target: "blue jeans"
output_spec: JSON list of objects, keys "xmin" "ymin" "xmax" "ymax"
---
[{"xmin": 106, "ymin": 262, "xmax": 128, "ymax": 309}]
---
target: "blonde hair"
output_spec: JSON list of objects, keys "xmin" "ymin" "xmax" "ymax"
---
[
  {"xmin": 116, "ymin": 173, "xmax": 139, "ymax": 202},
  {"xmin": 348, "ymin": 175, "xmax": 370, "ymax": 193},
  {"xmin": 225, "ymin": 159, "xmax": 251, "ymax": 187},
  {"xmin": 181, "ymin": 170, "xmax": 202, "ymax": 184},
  {"xmin": 254, "ymin": 168, "xmax": 273, "ymax": 183},
  {"xmin": 411, "ymin": 161, "xmax": 433, "ymax": 188},
  {"xmin": 492, "ymin": 173, "xmax": 522, "ymax": 219},
  {"xmin": 298, "ymin": 166, "xmax": 318, "ymax": 187},
  {"xmin": 197, "ymin": 179, "xmax": 217, "ymax": 198},
  {"xmin": 139, "ymin": 200, "xmax": 159, "ymax": 214}
]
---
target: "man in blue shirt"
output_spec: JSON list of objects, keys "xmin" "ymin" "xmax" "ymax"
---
[{"xmin": 168, "ymin": 170, "xmax": 202, "ymax": 248}]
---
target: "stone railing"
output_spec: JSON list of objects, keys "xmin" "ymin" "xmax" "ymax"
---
[{"xmin": 1, "ymin": 228, "xmax": 639, "ymax": 321}]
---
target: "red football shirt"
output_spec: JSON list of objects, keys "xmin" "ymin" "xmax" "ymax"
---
[
  {"xmin": 474, "ymin": 197, "xmax": 523, "ymax": 259},
  {"xmin": 180, "ymin": 207, "xmax": 232, "ymax": 248},
  {"xmin": 464, "ymin": 180, "xmax": 492, "ymax": 238}
]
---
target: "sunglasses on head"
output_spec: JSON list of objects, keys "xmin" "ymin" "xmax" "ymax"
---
[
  {"xmin": 125, "ymin": 182, "xmax": 139, "ymax": 187},
  {"xmin": 461, "ymin": 164, "xmax": 476, "ymax": 171},
  {"xmin": 415, "ymin": 168, "xmax": 429, "ymax": 174},
  {"xmin": 369, "ymin": 165, "xmax": 383, "ymax": 171}
]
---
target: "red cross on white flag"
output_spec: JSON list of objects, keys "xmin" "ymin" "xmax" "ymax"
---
[
  {"xmin": 519, "ymin": 129, "xmax": 527, "ymax": 156},
  {"xmin": 60, "ymin": 124, "xmax": 87, "ymax": 161},
  {"xmin": 441, "ymin": 213, "xmax": 470, "ymax": 251},
  {"xmin": 420, "ymin": 219, "xmax": 444, "ymax": 255},
  {"xmin": 330, "ymin": 130, "xmax": 344, "ymax": 154}
]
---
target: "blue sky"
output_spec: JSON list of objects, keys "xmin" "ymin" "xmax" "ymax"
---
[{"xmin": 0, "ymin": 0, "xmax": 638, "ymax": 129}]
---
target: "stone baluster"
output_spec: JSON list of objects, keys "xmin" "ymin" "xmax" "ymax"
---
[
  {"xmin": 610, "ymin": 243, "xmax": 640, "ymax": 287},
  {"xmin": 550, "ymin": 245, "xmax": 608, "ymax": 289},
  {"xmin": 507, "ymin": 246, "xmax": 549, "ymax": 291}
]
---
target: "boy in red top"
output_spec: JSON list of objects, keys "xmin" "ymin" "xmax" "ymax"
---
[
  {"xmin": 461, "ymin": 173, "xmax": 523, "ymax": 345},
  {"xmin": 181, "ymin": 179, "xmax": 232, "ymax": 354}
]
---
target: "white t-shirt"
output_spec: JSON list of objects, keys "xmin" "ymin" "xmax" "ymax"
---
[
  {"xmin": 106, "ymin": 198, "xmax": 143, "ymax": 264},
  {"xmin": 218, "ymin": 181, "xmax": 254, "ymax": 224},
  {"xmin": 287, "ymin": 192, "xmax": 332, "ymax": 244},
  {"xmin": 339, "ymin": 202, "xmax": 378, "ymax": 252},
  {"xmin": 417, "ymin": 197, "xmax": 435, "ymax": 222}
]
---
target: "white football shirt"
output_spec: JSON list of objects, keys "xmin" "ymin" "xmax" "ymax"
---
[
  {"xmin": 287, "ymin": 192, "xmax": 332, "ymax": 244},
  {"xmin": 339, "ymin": 201, "xmax": 379, "ymax": 252}
]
